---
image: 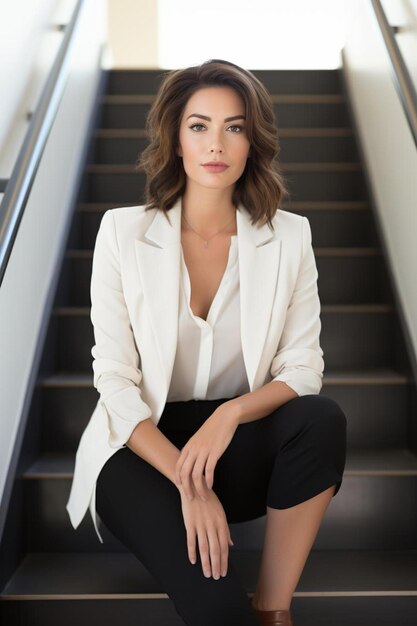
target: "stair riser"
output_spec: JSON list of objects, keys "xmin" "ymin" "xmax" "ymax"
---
[
  {"xmin": 93, "ymin": 135, "xmax": 359, "ymax": 165},
  {"xmin": 64, "ymin": 252, "xmax": 390, "ymax": 311},
  {"xmin": 107, "ymin": 69, "xmax": 343, "ymax": 95},
  {"xmin": 84, "ymin": 170, "xmax": 367, "ymax": 203},
  {"xmin": 53, "ymin": 310, "xmax": 396, "ymax": 371},
  {"xmin": 23, "ymin": 476, "xmax": 417, "ymax": 551},
  {"xmin": 101, "ymin": 102, "xmax": 350, "ymax": 129},
  {"xmin": 41, "ymin": 383, "xmax": 409, "ymax": 453},
  {"xmin": 39, "ymin": 385, "xmax": 412, "ymax": 455},
  {"xmin": 2, "ymin": 596, "xmax": 417, "ymax": 626},
  {"xmin": 75, "ymin": 207, "xmax": 376, "ymax": 249}
]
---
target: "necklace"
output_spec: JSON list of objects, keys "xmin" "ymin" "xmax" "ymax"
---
[{"xmin": 181, "ymin": 212, "xmax": 236, "ymax": 248}]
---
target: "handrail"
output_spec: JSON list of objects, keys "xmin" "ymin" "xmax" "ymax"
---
[
  {"xmin": 369, "ymin": 0, "xmax": 417, "ymax": 149},
  {"xmin": 0, "ymin": 0, "xmax": 84, "ymax": 286}
]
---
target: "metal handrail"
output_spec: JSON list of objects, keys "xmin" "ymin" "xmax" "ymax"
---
[
  {"xmin": 0, "ymin": 0, "xmax": 84, "ymax": 286},
  {"xmin": 370, "ymin": 0, "xmax": 417, "ymax": 149}
]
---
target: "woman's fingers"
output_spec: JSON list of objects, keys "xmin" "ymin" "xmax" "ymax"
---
[
  {"xmin": 186, "ymin": 526, "xmax": 197, "ymax": 566},
  {"xmin": 207, "ymin": 524, "xmax": 222, "ymax": 579},
  {"xmin": 192, "ymin": 455, "xmax": 210, "ymax": 501},
  {"xmin": 218, "ymin": 527, "xmax": 230, "ymax": 577},
  {"xmin": 204, "ymin": 453, "xmax": 217, "ymax": 491},
  {"xmin": 197, "ymin": 528, "xmax": 212, "ymax": 578},
  {"xmin": 179, "ymin": 449, "xmax": 213, "ymax": 501},
  {"xmin": 178, "ymin": 451, "xmax": 194, "ymax": 500}
]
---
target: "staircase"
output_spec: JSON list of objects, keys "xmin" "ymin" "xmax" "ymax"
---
[{"xmin": 1, "ymin": 68, "xmax": 417, "ymax": 626}]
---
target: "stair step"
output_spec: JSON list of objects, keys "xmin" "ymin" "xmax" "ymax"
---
[
  {"xmin": 92, "ymin": 129, "xmax": 360, "ymax": 165},
  {"xmin": 94, "ymin": 127, "xmax": 354, "ymax": 138},
  {"xmin": 101, "ymin": 93, "xmax": 346, "ymax": 105},
  {"xmin": 2, "ymin": 551, "xmax": 417, "ymax": 626},
  {"xmin": 84, "ymin": 162, "xmax": 362, "ymax": 173},
  {"xmin": 65, "ymin": 246, "xmax": 383, "ymax": 258},
  {"xmin": 73, "ymin": 201, "xmax": 375, "ymax": 248},
  {"xmin": 52, "ymin": 303, "xmax": 395, "ymax": 315},
  {"xmin": 3, "ymin": 550, "xmax": 417, "ymax": 597},
  {"xmin": 20, "ymin": 464, "xmax": 417, "ymax": 551},
  {"xmin": 21, "ymin": 448, "xmax": 417, "ymax": 480},
  {"xmin": 76, "ymin": 200, "xmax": 371, "ymax": 212},
  {"xmin": 100, "ymin": 101, "xmax": 350, "ymax": 129},
  {"xmin": 38, "ymin": 366, "xmax": 409, "ymax": 454},
  {"xmin": 40, "ymin": 368, "xmax": 411, "ymax": 388},
  {"xmin": 52, "ymin": 303, "xmax": 400, "ymax": 371},
  {"xmin": 83, "ymin": 169, "xmax": 367, "ymax": 203},
  {"xmin": 106, "ymin": 68, "xmax": 344, "ymax": 95}
]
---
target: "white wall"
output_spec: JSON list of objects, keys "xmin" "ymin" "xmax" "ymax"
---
[
  {"xmin": 106, "ymin": 0, "xmax": 346, "ymax": 69},
  {"xmin": 0, "ymin": 0, "xmax": 74, "ymax": 178},
  {"xmin": 343, "ymin": 0, "xmax": 417, "ymax": 366},
  {"xmin": 157, "ymin": 0, "xmax": 346, "ymax": 69},
  {"xmin": 0, "ymin": 0, "xmax": 107, "ymax": 527},
  {"xmin": 107, "ymin": 0, "xmax": 158, "ymax": 67}
]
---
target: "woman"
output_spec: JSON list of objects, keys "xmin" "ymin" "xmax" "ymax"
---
[{"xmin": 66, "ymin": 59, "xmax": 347, "ymax": 626}]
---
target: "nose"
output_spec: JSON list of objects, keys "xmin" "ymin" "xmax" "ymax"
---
[{"xmin": 209, "ymin": 129, "xmax": 224, "ymax": 154}]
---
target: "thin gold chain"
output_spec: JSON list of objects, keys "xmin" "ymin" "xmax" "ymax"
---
[{"xmin": 181, "ymin": 212, "xmax": 236, "ymax": 248}]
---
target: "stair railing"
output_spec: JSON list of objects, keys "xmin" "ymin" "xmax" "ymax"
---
[
  {"xmin": 0, "ymin": 0, "xmax": 85, "ymax": 286},
  {"xmin": 369, "ymin": 0, "xmax": 417, "ymax": 149}
]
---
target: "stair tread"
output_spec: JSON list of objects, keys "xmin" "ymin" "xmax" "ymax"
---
[
  {"xmin": 94, "ymin": 127, "xmax": 354, "ymax": 138},
  {"xmin": 2, "ymin": 550, "xmax": 417, "ymax": 597},
  {"xmin": 22, "ymin": 447, "xmax": 417, "ymax": 479},
  {"xmin": 66, "ymin": 246, "xmax": 383, "ymax": 258},
  {"xmin": 85, "ymin": 162, "xmax": 362, "ymax": 172},
  {"xmin": 53, "ymin": 304, "xmax": 395, "ymax": 315},
  {"xmin": 77, "ymin": 200, "xmax": 371, "ymax": 211},
  {"xmin": 101, "ymin": 94, "xmax": 346, "ymax": 104},
  {"xmin": 40, "ymin": 368, "xmax": 411, "ymax": 387}
]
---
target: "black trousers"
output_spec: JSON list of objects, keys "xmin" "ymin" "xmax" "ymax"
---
[{"xmin": 96, "ymin": 393, "xmax": 347, "ymax": 626}]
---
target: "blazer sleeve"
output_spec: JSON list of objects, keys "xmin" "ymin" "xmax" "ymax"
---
[
  {"xmin": 269, "ymin": 215, "xmax": 324, "ymax": 396},
  {"xmin": 90, "ymin": 209, "xmax": 152, "ymax": 448}
]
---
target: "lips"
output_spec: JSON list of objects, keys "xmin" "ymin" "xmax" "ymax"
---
[{"xmin": 202, "ymin": 163, "xmax": 229, "ymax": 173}]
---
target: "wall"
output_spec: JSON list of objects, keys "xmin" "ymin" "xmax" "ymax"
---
[
  {"xmin": 0, "ymin": 0, "xmax": 107, "ymax": 533},
  {"xmin": 106, "ymin": 0, "xmax": 346, "ymax": 69},
  {"xmin": 0, "ymin": 0, "xmax": 69, "ymax": 177},
  {"xmin": 107, "ymin": 0, "xmax": 158, "ymax": 67},
  {"xmin": 343, "ymin": 0, "xmax": 417, "ymax": 368}
]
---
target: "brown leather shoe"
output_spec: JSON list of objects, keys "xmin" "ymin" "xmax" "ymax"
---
[{"xmin": 252, "ymin": 607, "xmax": 293, "ymax": 626}]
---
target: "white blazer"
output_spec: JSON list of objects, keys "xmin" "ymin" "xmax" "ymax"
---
[{"xmin": 66, "ymin": 195, "xmax": 324, "ymax": 543}]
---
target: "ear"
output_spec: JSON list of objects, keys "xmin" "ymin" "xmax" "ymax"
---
[{"xmin": 176, "ymin": 145, "xmax": 183, "ymax": 157}]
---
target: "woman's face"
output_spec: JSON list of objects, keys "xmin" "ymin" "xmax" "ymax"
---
[{"xmin": 177, "ymin": 86, "xmax": 251, "ymax": 194}]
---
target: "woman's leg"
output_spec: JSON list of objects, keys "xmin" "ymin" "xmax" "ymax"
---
[
  {"xmin": 252, "ymin": 485, "xmax": 336, "ymax": 612},
  {"xmin": 208, "ymin": 394, "xmax": 347, "ymax": 614},
  {"xmin": 95, "ymin": 403, "xmax": 260, "ymax": 626}
]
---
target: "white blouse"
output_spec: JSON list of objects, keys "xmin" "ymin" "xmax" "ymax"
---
[{"xmin": 167, "ymin": 235, "xmax": 251, "ymax": 401}]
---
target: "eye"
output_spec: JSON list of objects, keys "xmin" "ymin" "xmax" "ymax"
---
[
  {"xmin": 228, "ymin": 125, "xmax": 244, "ymax": 132},
  {"xmin": 190, "ymin": 123, "xmax": 205, "ymax": 133}
]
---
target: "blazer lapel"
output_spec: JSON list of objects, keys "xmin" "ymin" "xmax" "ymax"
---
[
  {"xmin": 134, "ymin": 196, "xmax": 282, "ymax": 395},
  {"xmin": 134, "ymin": 199, "xmax": 182, "ymax": 398},
  {"xmin": 236, "ymin": 204, "xmax": 282, "ymax": 389}
]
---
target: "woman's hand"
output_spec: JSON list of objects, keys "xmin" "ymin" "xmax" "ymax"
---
[
  {"xmin": 178, "ymin": 483, "xmax": 234, "ymax": 578},
  {"xmin": 174, "ymin": 405, "xmax": 240, "ymax": 501}
]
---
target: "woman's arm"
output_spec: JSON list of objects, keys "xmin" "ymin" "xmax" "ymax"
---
[
  {"xmin": 268, "ymin": 215, "xmax": 324, "ymax": 396},
  {"xmin": 90, "ymin": 209, "xmax": 153, "ymax": 448},
  {"xmin": 126, "ymin": 418, "xmax": 182, "ymax": 486}
]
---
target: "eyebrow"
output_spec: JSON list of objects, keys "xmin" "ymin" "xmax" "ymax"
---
[{"xmin": 186, "ymin": 114, "xmax": 246, "ymax": 122}]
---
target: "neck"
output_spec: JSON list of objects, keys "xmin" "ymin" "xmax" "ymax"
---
[{"xmin": 181, "ymin": 185, "xmax": 236, "ymax": 232}]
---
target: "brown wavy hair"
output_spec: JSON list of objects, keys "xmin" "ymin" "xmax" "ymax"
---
[{"xmin": 136, "ymin": 59, "xmax": 290, "ymax": 229}]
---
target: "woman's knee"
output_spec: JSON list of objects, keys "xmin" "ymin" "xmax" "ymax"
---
[{"xmin": 278, "ymin": 394, "xmax": 347, "ymax": 443}]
